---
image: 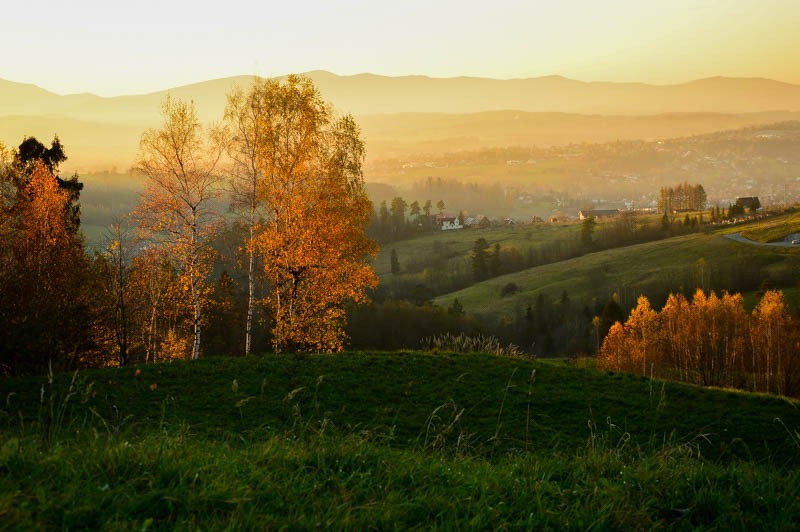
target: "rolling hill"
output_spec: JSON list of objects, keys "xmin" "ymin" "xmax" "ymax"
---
[{"xmin": 429, "ymin": 221, "xmax": 800, "ymax": 320}]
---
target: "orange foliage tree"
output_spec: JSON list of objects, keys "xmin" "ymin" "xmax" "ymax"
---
[
  {"xmin": 0, "ymin": 159, "xmax": 89, "ymax": 373},
  {"xmin": 597, "ymin": 289, "xmax": 800, "ymax": 397},
  {"xmin": 750, "ymin": 291, "xmax": 799, "ymax": 395},
  {"xmin": 249, "ymin": 76, "xmax": 378, "ymax": 352}
]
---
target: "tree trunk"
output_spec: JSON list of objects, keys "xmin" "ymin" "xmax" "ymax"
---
[
  {"xmin": 193, "ymin": 294, "xmax": 201, "ymax": 360},
  {"xmin": 246, "ymin": 220, "xmax": 254, "ymax": 355}
]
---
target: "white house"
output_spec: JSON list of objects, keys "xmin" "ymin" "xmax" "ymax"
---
[{"xmin": 435, "ymin": 214, "xmax": 463, "ymax": 231}]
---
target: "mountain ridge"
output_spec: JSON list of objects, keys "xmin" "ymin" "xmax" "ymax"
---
[
  {"xmin": 3, "ymin": 71, "xmax": 800, "ymax": 118},
  {"xmin": 3, "ymin": 71, "xmax": 800, "ymax": 170}
]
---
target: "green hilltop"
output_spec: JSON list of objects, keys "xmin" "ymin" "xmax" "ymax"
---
[{"xmin": 2, "ymin": 352, "xmax": 800, "ymax": 528}]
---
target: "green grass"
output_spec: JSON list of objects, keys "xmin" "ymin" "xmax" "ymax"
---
[
  {"xmin": 3, "ymin": 431, "xmax": 799, "ymax": 529},
  {"xmin": 740, "ymin": 210, "xmax": 800, "ymax": 243},
  {"xmin": 2, "ymin": 352, "xmax": 800, "ymax": 528},
  {"xmin": 434, "ymin": 231, "xmax": 800, "ymax": 316},
  {"xmin": 373, "ymin": 223, "xmax": 581, "ymax": 278}
]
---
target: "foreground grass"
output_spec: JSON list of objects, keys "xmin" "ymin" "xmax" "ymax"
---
[
  {"xmin": 3, "ymin": 430, "xmax": 799, "ymax": 530},
  {"xmin": 2, "ymin": 352, "xmax": 800, "ymax": 528},
  {"xmin": 4, "ymin": 353, "xmax": 800, "ymax": 462}
]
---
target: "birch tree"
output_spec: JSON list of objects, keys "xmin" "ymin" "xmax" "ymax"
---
[
  {"xmin": 251, "ymin": 75, "xmax": 378, "ymax": 352},
  {"xmin": 222, "ymin": 82, "xmax": 268, "ymax": 355},
  {"xmin": 134, "ymin": 96, "xmax": 224, "ymax": 360}
]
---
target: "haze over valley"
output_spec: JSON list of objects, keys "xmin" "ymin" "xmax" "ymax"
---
[
  {"xmin": 4, "ymin": 71, "xmax": 800, "ymax": 171},
  {"xmin": 4, "ymin": 72, "xmax": 800, "ymax": 239}
]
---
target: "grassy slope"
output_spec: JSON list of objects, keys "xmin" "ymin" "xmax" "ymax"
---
[
  {"xmin": 434, "ymin": 229, "xmax": 800, "ymax": 316},
  {"xmin": 373, "ymin": 223, "xmax": 580, "ymax": 278},
  {"xmin": 3, "ymin": 353, "xmax": 800, "ymax": 528},
  {"xmin": 740, "ymin": 210, "xmax": 800, "ymax": 243},
  {"xmin": 3, "ymin": 353, "xmax": 800, "ymax": 461}
]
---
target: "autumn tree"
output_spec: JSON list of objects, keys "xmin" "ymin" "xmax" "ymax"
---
[
  {"xmin": 598, "ymin": 289, "xmax": 800, "ymax": 398},
  {"xmin": 624, "ymin": 295, "xmax": 660, "ymax": 376},
  {"xmin": 750, "ymin": 290, "xmax": 798, "ymax": 395},
  {"xmin": 222, "ymin": 82, "xmax": 269, "ymax": 355},
  {"xmin": 127, "ymin": 246, "xmax": 187, "ymax": 363},
  {"xmin": 89, "ymin": 220, "xmax": 135, "ymax": 366},
  {"xmin": 0, "ymin": 142, "xmax": 13, "ymax": 273},
  {"xmin": 251, "ymin": 75, "xmax": 378, "ymax": 352},
  {"xmin": 14, "ymin": 136, "xmax": 83, "ymax": 232},
  {"xmin": 134, "ymin": 96, "xmax": 224, "ymax": 360},
  {"xmin": 0, "ymin": 160, "xmax": 90, "ymax": 374},
  {"xmin": 658, "ymin": 182, "xmax": 706, "ymax": 212}
]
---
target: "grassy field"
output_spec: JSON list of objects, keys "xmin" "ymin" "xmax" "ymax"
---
[
  {"xmin": 740, "ymin": 210, "xmax": 800, "ymax": 243},
  {"xmin": 435, "ymin": 230, "xmax": 800, "ymax": 316},
  {"xmin": 373, "ymin": 222, "xmax": 582, "ymax": 278},
  {"xmin": 2, "ymin": 352, "xmax": 800, "ymax": 528}
]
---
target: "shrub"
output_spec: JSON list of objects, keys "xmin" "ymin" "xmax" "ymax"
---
[{"xmin": 500, "ymin": 282, "xmax": 519, "ymax": 297}]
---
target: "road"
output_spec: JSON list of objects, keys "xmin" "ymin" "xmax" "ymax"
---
[{"xmin": 724, "ymin": 232, "xmax": 800, "ymax": 247}]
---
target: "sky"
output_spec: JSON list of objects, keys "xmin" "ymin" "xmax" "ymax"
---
[{"xmin": 2, "ymin": 0, "xmax": 799, "ymax": 96}]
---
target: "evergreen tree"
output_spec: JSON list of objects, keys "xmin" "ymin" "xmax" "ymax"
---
[
  {"xmin": 378, "ymin": 200, "xmax": 390, "ymax": 234},
  {"xmin": 661, "ymin": 212, "xmax": 671, "ymax": 232},
  {"xmin": 390, "ymin": 196, "xmax": 408, "ymax": 234},
  {"xmin": 390, "ymin": 248, "xmax": 400, "ymax": 275},
  {"xmin": 448, "ymin": 298, "xmax": 464, "ymax": 316},
  {"xmin": 599, "ymin": 294, "xmax": 625, "ymax": 341},
  {"xmin": 581, "ymin": 216, "xmax": 596, "ymax": 248},
  {"xmin": 471, "ymin": 238, "xmax": 489, "ymax": 281}
]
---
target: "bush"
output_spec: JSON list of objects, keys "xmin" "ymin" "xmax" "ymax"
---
[{"xmin": 500, "ymin": 282, "xmax": 519, "ymax": 297}]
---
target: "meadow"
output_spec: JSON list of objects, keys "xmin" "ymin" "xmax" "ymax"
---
[
  {"xmin": 2, "ymin": 352, "xmax": 800, "ymax": 528},
  {"xmin": 739, "ymin": 210, "xmax": 800, "ymax": 243},
  {"xmin": 429, "ymin": 217, "xmax": 800, "ymax": 317}
]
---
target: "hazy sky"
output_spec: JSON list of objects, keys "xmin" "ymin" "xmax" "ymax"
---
[{"xmin": 3, "ymin": 0, "xmax": 799, "ymax": 96}]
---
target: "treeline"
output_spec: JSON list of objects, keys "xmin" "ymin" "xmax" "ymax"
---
[
  {"xmin": 599, "ymin": 290, "xmax": 800, "ymax": 397},
  {"xmin": 368, "ymin": 197, "xmax": 447, "ymax": 242},
  {"xmin": 657, "ymin": 182, "xmax": 707, "ymax": 213},
  {"xmin": 374, "ymin": 230, "xmax": 795, "ymax": 359},
  {"xmin": 0, "ymin": 75, "xmax": 377, "ymax": 376},
  {"xmin": 411, "ymin": 177, "xmax": 511, "ymax": 217}
]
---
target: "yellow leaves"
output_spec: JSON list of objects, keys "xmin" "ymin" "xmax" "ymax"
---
[
  {"xmin": 242, "ymin": 76, "xmax": 377, "ymax": 353},
  {"xmin": 598, "ymin": 289, "xmax": 800, "ymax": 397},
  {"xmin": 19, "ymin": 161, "xmax": 71, "ymax": 252}
]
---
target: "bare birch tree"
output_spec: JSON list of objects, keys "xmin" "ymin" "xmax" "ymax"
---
[{"xmin": 133, "ymin": 96, "xmax": 224, "ymax": 360}]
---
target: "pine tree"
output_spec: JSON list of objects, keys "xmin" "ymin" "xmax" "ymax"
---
[{"xmin": 471, "ymin": 238, "xmax": 489, "ymax": 281}]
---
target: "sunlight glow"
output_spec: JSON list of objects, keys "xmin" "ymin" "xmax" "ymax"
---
[{"xmin": 2, "ymin": 0, "xmax": 798, "ymax": 95}]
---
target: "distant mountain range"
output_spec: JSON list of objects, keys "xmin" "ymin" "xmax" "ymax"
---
[
  {"xmin": 2, "ymin": 71, "xmax": 800, "ymax": 170},
  {"xmin": 4, "ymin": 71, "xmax": 800, "ymax": 119}
]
